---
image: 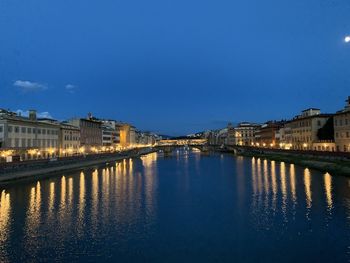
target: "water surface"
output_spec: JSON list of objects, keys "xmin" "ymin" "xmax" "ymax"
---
[{"xmin": 0, "ymin": 150, "xmax": 349, "ymax": 262}]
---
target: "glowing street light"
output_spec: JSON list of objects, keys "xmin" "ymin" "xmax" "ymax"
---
[{"xmin": 345, "ymin": 36, "xmax": 350, "ymax": 43}]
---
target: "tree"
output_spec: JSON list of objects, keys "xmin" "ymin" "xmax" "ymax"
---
[{"xmin": 317, "ymin": 117, "xmax": 334, "ymax": 141}]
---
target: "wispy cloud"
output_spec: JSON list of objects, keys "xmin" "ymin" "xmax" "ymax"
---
[
  {"xmin": 13, "ymin": 80, "xmax": 48, "ymax": 92},
  {"xmin": 65, "ymin": 84, "xmax": 76, "ymax": 94},
  {"xmin": 15, "ymin": 110, "xmax": 53, "ymax": 119}
]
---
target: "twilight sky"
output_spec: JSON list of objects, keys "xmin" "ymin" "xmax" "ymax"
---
[{"xmin": 0, "ymin": 0, "xmax": 350, "ymax": 135}]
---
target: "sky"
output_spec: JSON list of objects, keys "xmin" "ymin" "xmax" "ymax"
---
[{"xmin": 0, "ymin": 0, "xmax": 350, "ymax": 135}]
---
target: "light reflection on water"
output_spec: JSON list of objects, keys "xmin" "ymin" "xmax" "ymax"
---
[{"xmin": 0, "ymin": 151, "xmax": 349, "ymax": 262}]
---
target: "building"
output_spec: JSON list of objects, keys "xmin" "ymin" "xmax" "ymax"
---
[
  {"xmin": 0, "ymin": 109, "xmax": 60, "ymax": 161},
  {"xmin": 255, "ymin": 121, "xmax": 284, "ymax": 147},
  {"xmin": 334, "ymin": 96, "xmax": 350, "ymax": 152},
  {"xmin": 118, "ymin": 123, "xmax": 136, "ymax": 147},
  {"xmin": 278, "ymin": 125, "xmax": 293, "ymax": 149},
  {"xmin": 59, "ymin": 122, "xmax": 81, "ymax": 156},
  {"xmin": 68, "ymin": 114, "xmax": 102, "ymax": 152},
  {"xmin": 101, "ymin": 120, "xmax": 121, "ymax": 146},
  {"xmin": 227, "ymin": 122, "xmax": 260, "ymax": 146},
  {"xmin": 286, "ymin": 108, "xmax": 333, "ymax": 151},
  {"xmin": 137, "ymin": 131, "xmax": 157, "ymax": 145},
  {"xmin": 102, "ymin": 124, "xmax": 119, "ymax": 147}
]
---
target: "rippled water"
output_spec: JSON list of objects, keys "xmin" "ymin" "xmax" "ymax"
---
[{"xmin": 0, "ymin": 150, "xmax": 350, "ymax": 262}]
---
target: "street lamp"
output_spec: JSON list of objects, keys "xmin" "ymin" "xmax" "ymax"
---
[{"xmin": 345, "ymin": 36, "xmax": 350, "ymax": 43}]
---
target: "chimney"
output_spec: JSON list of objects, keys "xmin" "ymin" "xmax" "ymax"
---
[{"xmin": 29, "ymin": 110, "xmax": 37, "ymax": 121}]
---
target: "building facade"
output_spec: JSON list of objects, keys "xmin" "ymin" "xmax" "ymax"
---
[
  {"xmin": 255, "ymin": 121, "xmax": 284, "ymax": 147},
  {"xmin": 69, "ymin": 116, "xmax": 102, "ymax": 151},
  {"xmin": 286, "ymin": 109, "xmax": 333, "ymax": 151},
  {"xmin": 0, "ymin": 109, "xmax": 60, "ymax": 160},
  {"xmin": 334, "ymin": 97, "xmax": 350, "ymax": 152},
  {"xmin": 59, "ymin": 122, "xmax": 81, "ymax": 156},
  {"xmin": 227, "ymin": 122, "xmax": 260, "ymax": 146}
]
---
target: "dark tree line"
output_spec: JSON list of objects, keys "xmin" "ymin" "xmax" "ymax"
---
[{"xmin": 317, "ymin": 117, "xmax": 334, "ymax": 141}]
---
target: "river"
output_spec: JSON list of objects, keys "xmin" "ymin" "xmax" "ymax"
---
[{"xmin": 0, "ymin": 149, "xmax": 349, "ymax": 262}]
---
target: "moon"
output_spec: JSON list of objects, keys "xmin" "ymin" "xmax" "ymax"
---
[{"xmin": 345, "ymin": 36, "xmax": 350, "ymax": 43}]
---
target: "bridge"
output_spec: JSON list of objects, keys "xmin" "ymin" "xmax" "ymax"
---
[{"xmin": 155, "ymin": 139, "xmax": 208, "ymax": 152}]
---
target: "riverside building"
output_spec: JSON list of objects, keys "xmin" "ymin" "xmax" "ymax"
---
[
  {"xmin": 68, "ymin": 114, "xmax": 102, "ymax": 152},
  {"xmin": 334, "ymin": 96, "xmax": 350, "ymax": 152},
  {"xmin": 0, "ymin": 109, "xmax": 60, "ymax": 161},
  {"xmin": 285, "ymin": 108, "xmax": 334, "ymax": 151}
]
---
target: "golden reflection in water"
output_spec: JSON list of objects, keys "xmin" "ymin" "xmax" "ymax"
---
[
  {"xmin": 0, "ymin": 190, "xmax": 11, "ymax": 245},
  {"xmin": 324, "ymin": 172, "xmax": 333, "ymax": 210},
  {"xmin": 251, "ymin": 157, "xmax": 257, "ymax": 196},
  {"xmin": 91, "ymin": 169, "xmax": 99, "ymax": 235},
  {"xmin": 263, "ymin": 159, "xmax": 269, "ymax": 193},
  {"xmin": 102, "ymin": 168, "xmax": 111, "ymax": 217},
  {"xmin": 280, "ymin": 162, "xmax": 288, "ymax": 220},
  {"xmin": 48, "ymin": 182, "xmax": 55, "ymax": 220},
  {"xmin": 289, "ymin": 164, "xmax": 297, "ymax": 204},
  {"xmin": 141, "ymin": 153, "xmax": 157, "ymax": 168},
  {"xmin": 60, "ymin": 176, "xmax": 66, "ymax": 209},
  {"xmin": 270, "ymin": 161, "xmax": 277, "ymax": 211},
  {"xmin": 256, "ymin": 158, "xmax": 263, "ymax": 195},
  {"xmin": 304, "ymin": 168, "xmax": 312, "ymax": 210},
  {"xmin": 142, "ymin": 153, "xmax": 158, "ymax": 218},
  {"xmin": 68, "ymin": 177, "xmax": 73, "ymax": 206},
  {"xmin": 78, "ymin": 172, "xmax": 85, "ymax": 223},
  {"xmin": 25, "ymin": 181, "xmax": 41, "ymax": 253}
]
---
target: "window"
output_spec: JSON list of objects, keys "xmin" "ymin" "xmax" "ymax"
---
[
  {"xmin": 21, "ymin": 138, "xmax": 26, "ymax": 147},
  {"xmin": 21, "ymin": 127, "xmax": 26, "ymax": 133},
  {"xmin": 8, "ymin": 126, "xmax": 13, "ymax": 133},
  {"xmin": 15, "ymin": 126, "xmax": 19, "ymax": 133},
  {"xmin": 0, "ymin": 126, "xmax": 2, "ymax": 133},
  {"xmin": 42, "ymin": 129, "xmax": 46, "ymax": 135},
  {"xmin": 317, "ymin": 120, "xmax": 321, "ymax": 126},
  {"xmin": 28, "ymin": 128, "xmax": 32, "ymax": 134},
  {"xmin": 27, "ymin": 139, "xmax": 31, "ymax": 147}
]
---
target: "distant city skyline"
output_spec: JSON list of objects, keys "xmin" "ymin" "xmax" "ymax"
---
[{"xmin": 1, "ymin": 0, "xmax": 349, "ymax": 135}]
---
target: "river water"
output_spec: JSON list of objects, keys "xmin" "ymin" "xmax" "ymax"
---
[{"xmin": 0, "ymin": 149, "xmax": 349, "ymax": 262}]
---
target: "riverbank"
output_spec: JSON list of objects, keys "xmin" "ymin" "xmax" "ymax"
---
[
  {"xmin": 0, "ymin": 147, "xmax": 157, "ymax": 185},
  {"xmin": 230, "ymin": 147, "xmax": 350, "ymax": 177}
]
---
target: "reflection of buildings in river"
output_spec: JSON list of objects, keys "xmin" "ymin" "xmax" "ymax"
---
[
  {"xmin": 256, "ymin": 158, "xmax": 263, "ymax": 195},
  {"xmin": 289, "ymin": 164, "xmax": 297, "ymax": 204},
  {"xmin": 251, "ymin": 157, "xmax": 257, "ymax": 196},
  {"xmin": 24, "ymin": 182, "xmax": 42, "ymax": 257},
  {"xmin": 77, "ymin": 172, "xmax": 85, "ymax": 236},
  {"xmin": 262, "ymin": 159, "xmax": 269, "ymax": 194},
  {"xmin": 141, "ymin": 153, "xmax": 158, "ymax": 220},
  {"xmin": 280, "ymin": 162, "xmax": 288, "ymax": 220},
  {"xmin": 0, "ymin": 190, "xmax": 11, "ymax": 246},
  {"xmin": 91, "ymin": 169, "xmax": 99, "ymax": 235},
  {"xmin": 68, "ymin": 177, "xmax": 73, "ymax": 207},
  {"xmin": 48, "ymin": 182, "xmax": 55, "ymax": 221},
  {"xmin": 304, "ymin": 168, "xmax": 312, "ymax": 221},
  {"xmin": 324, "ymin": 172, "xmax": 333, "ymax": 211},
  {"xmin": 270, "ymin": 161, "xmax": 277, "ymax": 212}
]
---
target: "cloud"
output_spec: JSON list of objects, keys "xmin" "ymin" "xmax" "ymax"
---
[
  {"xmin": 65, "ymin": 84, "xmax": 76, "ymax": 93},
  {"xmin": 15, "ymin": 110, "xmax": 53, "ymax": 119},
  {"xmin": 13, "ymin": 80, "xmax": 48, "ymax": 92}
]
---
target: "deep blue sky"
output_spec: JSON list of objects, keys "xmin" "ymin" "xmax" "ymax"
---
[{"xmin": 0, "ymin": 0, "xmax": 350, "ymax": 135}]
